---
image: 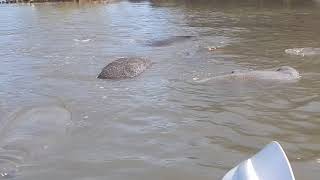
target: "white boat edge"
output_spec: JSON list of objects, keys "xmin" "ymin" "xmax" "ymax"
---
[{"xmin": 222, "ymin": 141, "xmax": 295, "ymax": 180}]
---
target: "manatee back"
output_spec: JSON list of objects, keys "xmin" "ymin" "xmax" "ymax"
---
[
  {"xmin": 0, "ymin": 105, "xmax": 71, "ymax": 178},
  {"xmin": 98, "ymin": 57, "xmax": 151, "ymax": 79},
  {"xmin": 147, "ymin": 36, "xmax": 194, "ymax": 47},
  {"xmin": 197, "ymin": 70, "xmax": 299, "ymax": 83},
  {"xmin": 0, "ymin": 105, "xmax": 71, "ymax": 150}
]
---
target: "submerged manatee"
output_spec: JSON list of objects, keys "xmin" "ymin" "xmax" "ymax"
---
[
  {"xmin": 147, "ymin": 35, "xmax": 194, "ymax": 47},
  {"xmin": 285, "ymin": 47, "xmax": 320, "ymax": 57},
  {"xmin": 197, "ymin": 66, "xmax": 300, "ymax": 83},
  {"xmin": 97, "ymin": 57, "xmax": 152, "ymax": 79},
  {"xmin": 0, "ymin": 105, "xmax": 71, "ymax": 178}
]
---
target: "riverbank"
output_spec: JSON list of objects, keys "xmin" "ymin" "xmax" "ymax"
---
[{"xmin": 0, "ymin": 0, "xmax": 119, "ymax": 4}]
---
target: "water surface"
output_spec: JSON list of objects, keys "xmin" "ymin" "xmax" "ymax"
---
[{"xmin": 0, "ymin": 0, "xmax": 320, "ymax": 179}]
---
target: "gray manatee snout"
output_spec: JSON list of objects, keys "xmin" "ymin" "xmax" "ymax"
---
[{"xmin": 98, "ymin": 57, "xmax": 152, "ymax": 79}]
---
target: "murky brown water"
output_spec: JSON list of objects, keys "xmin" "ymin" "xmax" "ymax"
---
[{"xmin": 0, "ymin": 0, "xmax": 320, "ymax": 179}]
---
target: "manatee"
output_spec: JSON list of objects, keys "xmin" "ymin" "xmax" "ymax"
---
[
  {"xmin": 147, "ymin": 35, "xmax": 194, "ymax": 47},
  {"xmin": 197, "ymin": 66, "xmax": 300, "ymax": 83},
  {"xmin": 97, "ymin": 57, "xmax": 152, "ymax": 79},
  {"xmin": 285, "ymin": 47, "xmax": 320, "ymax": 57},
  {"xmin": 0, "ymin": 106, "xmax": 71, "ymax": 178}
]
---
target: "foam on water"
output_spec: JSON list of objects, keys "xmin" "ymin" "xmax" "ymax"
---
[{"xmin": 285, "ymin": 47, "xmax": 320, "ymax": 57}]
